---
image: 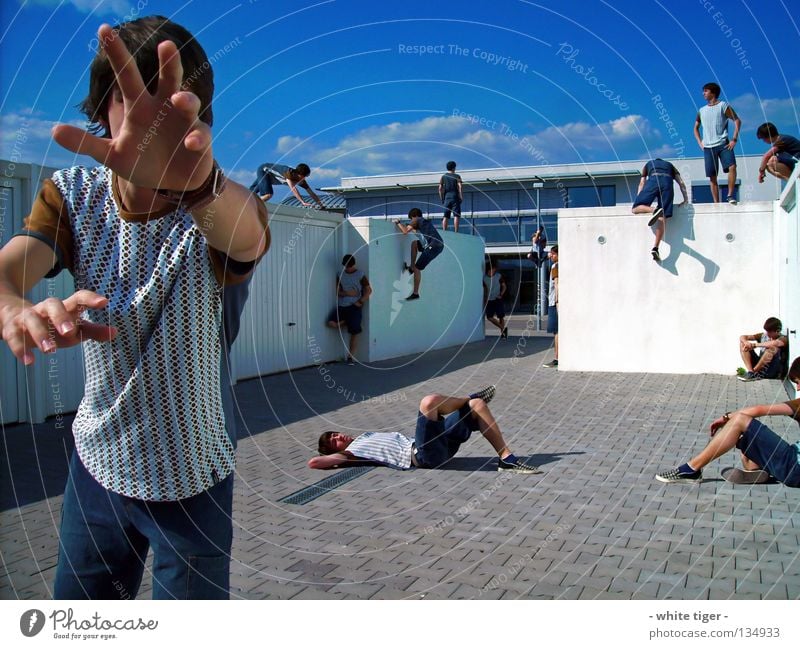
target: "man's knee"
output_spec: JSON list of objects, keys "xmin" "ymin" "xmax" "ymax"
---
[
  {"xmin": 419, "ymin": 394, "xmax": 442, "ymax": 419},
  {"xmin": 468, "ymin": 397, "xmax": 488, "ymax": 414}
]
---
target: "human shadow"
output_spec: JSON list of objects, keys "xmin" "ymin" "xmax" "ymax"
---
[
  {"xmin": 658, "ymin": 205, "xmax": 720, "ymax": 283},
  {"xmin": 437, "ymin": 450, "xmax": 585, "ymax": 472}
]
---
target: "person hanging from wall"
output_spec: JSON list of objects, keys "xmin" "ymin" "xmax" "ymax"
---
[
  {"xmin": 394, "ymin": 207, "xmax": 444, "ymax": 301},
  {"xmin": 631, "ymin": 158, "xmax": 688, "ymax": 262},
  {"xmin": 249, "ymin": 161, "xmax": 324, "ymax": 208}
]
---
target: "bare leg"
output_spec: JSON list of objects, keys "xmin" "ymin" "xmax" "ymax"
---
[
  {"xmin": 709, "ymin": 176, "xmax": 720, "ymax": 203},
  {"xmin": 739, "ymin": 343, "xmax": 756, "ymax": 372},
  {"xmin": 442, "ymin": 217, "xmax": 449, "ymax": 231},
  {"xmin": 453, "ymin": 216, "xmax": 460, "ymax": 233},
  {"xmin": 469, "ymin": 398, "xmax": 512, "ymax": 459},
  {"xmin": 553, "ymin": 333, "xmax": 558, "ymax": 361},
  {"xmin": 348, "ymin": 333, "xmax": 358, "ymax": 359},
  {"xmin": 653, "ymin": 216, "xmax": 666, "ymax": 249},
  {"xmin": 752, "ymin": 346, "xmax": 777, "ymax": 373},
  {"xmin": 767, "ymin": 157, "xmax": 792, "ymax": 181},
  {"xmin": 327, "ymin": 320, "xmax": 345, "ymax": 330},
  {"xmin": 631, "ymin": 205, "xmax": 655, "ymax": 215},
  {"xmin": 727, "ymin": 164, "xmax": 737, "ymax": 200},
  {"xmin": 741, "ymin": 453, "xmax": 761, "ymax": 471},
  {"xmin": 687, "ymin": 413, "xmax": 750, "ymax": 470},
  {"xmin": 410, "ymin": 240, "xmax": 421, "ymax": 295},
  {"xmin": 486, "ymin": 316, "xmax": 503, "ymax": 331},
  {"xmin": 260, "ymin": 193, "xmax": 273, "ymax": 202}
]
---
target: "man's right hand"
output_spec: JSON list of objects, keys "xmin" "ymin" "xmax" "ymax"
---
[{"xmin": 1, "ymin": 290, "xmax": 117, "ymax": 365}]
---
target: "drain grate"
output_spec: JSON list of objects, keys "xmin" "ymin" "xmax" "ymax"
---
[{"xmin": 278, "ymin": 466, "xmax": 376, "ymax": 505}]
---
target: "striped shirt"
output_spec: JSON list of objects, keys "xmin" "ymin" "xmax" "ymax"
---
[{"xmin": 347, "ymin": 432, "xmax": 414, "ymax": 470}]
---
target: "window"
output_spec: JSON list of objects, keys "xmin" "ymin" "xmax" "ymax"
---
[
  {"xmin": 566, "ymin": 185, "xmax": 616, "ymax": 207},
  {"xmin": 691, "ymin": 183, "xmax": 739, "ymax": 204}
]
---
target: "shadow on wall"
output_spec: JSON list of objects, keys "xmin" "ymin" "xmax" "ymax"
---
[{"xmin": 659, "ymin": 206, "xmax": 720, "ymax": 283}]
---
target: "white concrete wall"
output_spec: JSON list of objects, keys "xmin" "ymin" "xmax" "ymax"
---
[
  {"xmin": 558, "ymin": 202, "xmax": 779, "ymax": 374},
  {"xmin": 345, "ymin": 217, "xmax": 485, "ymax": 362}
]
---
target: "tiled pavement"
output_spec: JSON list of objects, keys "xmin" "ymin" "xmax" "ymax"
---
[{"xmin": 2, "ymin": 316, "xmax": 799, "ymax": 600}]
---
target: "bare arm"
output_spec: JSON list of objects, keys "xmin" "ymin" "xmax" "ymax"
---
[
  {"xmin": 693, "ymin": 113, "xmax": 703, "ymax": 150},
  {"xmin": 438, "ymin": 178, "xmax": 444, "ymax": 201},
  {"xmin": 307, "ymin": 452, "xmax": 355, "ymax": 470},
  {"xmin": 299, "ymin": 180, "xmax": 324, "ymax": 207},
  {"xmin": 457, "ymin": 179, "xmax": 463, "ymax": 201},
  {"xmin": 356, "ymin": 275, "xmax": 372, "ymax": 305},
  {"xmin": 0, "ymin": 237, "xmax": 116, "ymax": 365},
  {"xmin": 726, "ymin": 106, "xmax": 741, "ymax": 149},
  {"xmin": 674, "ymin": 173, "xmax": 689, "ymax": 204}
]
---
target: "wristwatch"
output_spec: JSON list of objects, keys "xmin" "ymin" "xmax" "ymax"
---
[{"xmin": 156, "ymin": 160, "xmax": 226, "ymax": 212}]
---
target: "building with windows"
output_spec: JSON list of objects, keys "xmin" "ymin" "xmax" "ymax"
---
[{"xmin": 322, "ymin": 155, "xmax": 782, "ymax": 311}]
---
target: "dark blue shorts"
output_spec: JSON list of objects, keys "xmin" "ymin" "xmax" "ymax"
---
[
  {"xmin": 633, "ymin": 177, "xmax": 675, "ymax": 217},
  {"xmin": 776, "ymin": 151, "xmax": 798, "ymax": 171},
  {"xmin": 414, "ymin": 404, "xmax": 479, "ymax": 468},
  {"xmin": 546, "ymin": 305, "xmax": 558, "ymax": 334},
  {"xmin": 328, "ymin": 304, "xmax": 362, "ymax": 335},
  {"xmin": 736, "ymin": 419, "xmax": 800, "ymax": 487},
  {"xmin": 443, "ymin": 196, "xmax": 461, "ymax": 219},
  {"xmin": 415, "ymin": 242, "xmax": 443, "ymax": 270},
  {"xmin": 249, "ymin": 169, "xmax": 275, "ymax": 197},
  {"xmin": 485, "ymin": 298, "xmax": 505, "ymax": 319},
  {"xmin": 704, "ymin": 143, "xmax": 736, "ymax": 177},
  {"xmin": 746, "ymin": 349, "xmax": 783, "ymax": 379}
]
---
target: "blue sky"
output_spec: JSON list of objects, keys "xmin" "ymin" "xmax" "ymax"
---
[{"xmin": 1, "ymin": 0, "xmax": 798, "ymax": 191}]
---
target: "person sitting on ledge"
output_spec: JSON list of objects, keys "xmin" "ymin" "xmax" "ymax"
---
[
  {"xmin": 308, "ymin": 386, "xmax": 540, "ymax": 474},
  {"xmin": 656, "ymin": 357, "xmax": 800, "ymax": 485}
]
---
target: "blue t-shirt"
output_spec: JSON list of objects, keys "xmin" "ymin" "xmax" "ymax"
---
[{"xmin": 414, "ymin": 217, "xmax": 443, "ymax": 248}]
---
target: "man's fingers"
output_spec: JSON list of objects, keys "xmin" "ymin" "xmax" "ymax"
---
[
  {"xmin": 76, "ymin": 322, "xmax": 118, "ymax": 343},
  {"xmin": 157, "ymin": 40, "xmax": 183, "ymax": 98},
  {"xmin": 34, "ymin": 297, "xmax": 77, "ymax": 337},
  {"xmin": 20, "ymin": 310, "xmax": 55, "ymax": 353},
  {"xmin": 62, "ymin": 290, "xmax": 109, "ymax": 312},
  {"xmin": 52, "ymin": 125, "xmax": 112, "ymax": 162},
  {"xmin": 99, "ymin": 23, "xmax": 147, "ymax": 101}
]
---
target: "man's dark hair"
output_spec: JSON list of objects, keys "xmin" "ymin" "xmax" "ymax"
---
[
  {"xmin": 702, "ymin": 82, "xmax": 721, "ymax": 98},
  {"xmin": 408, "ymin": 207, "xmax": 423, "ymax": 219},
  {"xmin": 789, "ymin": 357, "xmax": 800, "ymax": 383},
  {"xmin": 80, "ymin": 16, "xmax": 214, "ymax": 138},
  {"xmin": 318, "ymin": 431, "xmax": 338, "ymax": 455},
  {"xmin": 446, "ymin": 160, "xmax": 457, "ymax": 171},
  {"xmin": 764, "ymin": 317, "xmax": 783, "ymax": 333},
  {"xmin": 757, "ymin": 122, "xmax": 779, "ymax": 139},
  {"xmin": 342, "ymin": 254, "xmax": 356, "ymax": 268},
  {"xmin": 550, "ymin": 244, "xmax": 558, "ymax": 254},
  {"xmin": 294, "ymin": 163, "xmax": 311, "ymax": 177}
]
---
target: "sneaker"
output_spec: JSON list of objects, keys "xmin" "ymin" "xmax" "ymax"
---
[
  {"xmin": 498, "ymin": 457, "xmax": 541, "ymax": 474},
  {"xmin": 651, "ymin": 247, "xmax": 661, "ymax": 262},
  {"xmin": 501, "ymin": 327, "xmax": 508, "ymax": 339},
  {"xmin": 655, "ymin": 467, "xmax": 703, "ymax": 483},
  {"xmin": 737, "ymin": 371, "xmax": 763, "ymax": 382},
  {"xmin": 647, "ymin": 208, "xmax": 664, "ymax": 227},
  {"xmin": 728, "ymin": 197, "xmax": 738, "ymax": 205},
  {"xmin": 469, "ymin": 385, "xmax": 496, "ymax": 404},
  {"xmin": 542, "ymin": 360, "xmax": 558, "ymax": 368},
  {"xmin": 405, "ymin": 293, "xmax": 420, "ymax": 301}
]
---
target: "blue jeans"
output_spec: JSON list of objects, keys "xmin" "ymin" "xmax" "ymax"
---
[{"xmin": 54, "ymin": 452, "xmax": 233, "ymax": 599}]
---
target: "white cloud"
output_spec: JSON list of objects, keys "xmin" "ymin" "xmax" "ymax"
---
[
  {"xmin": 730, "ymin": 92, "xmax": 800, "ymax": 131},
  {"xmin": 0, "ymin": 111, "xmax": 92, "ymax": 169},
  {"xmin": 273, "ymin": 113, "xmax": 667, "ymax": 181}
]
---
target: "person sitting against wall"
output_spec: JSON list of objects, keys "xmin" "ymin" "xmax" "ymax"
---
[{"xmin": 738, "ymin": 316, "xmax": 788, "ymax": 382}]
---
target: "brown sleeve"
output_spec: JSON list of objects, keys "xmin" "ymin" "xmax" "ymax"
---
[
  {"xmin": 208, "ymin": 197, "xmax": 270, "ymax": 286},
  {"xmin": 786, "ymin": 399, "xmax": 800, "ymax": 423},
  {"xmin": 20, "ymin": 179, "xmax": 74, "ymax": 274},
  {"xmin": 551, "ymin": 264, "xmax": 559, "ymax": 280}
]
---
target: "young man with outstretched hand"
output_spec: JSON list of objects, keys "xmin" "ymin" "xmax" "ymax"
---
[{"xmin": 0, "ymin": 17, "xmax": 269, "ymax": 599}]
